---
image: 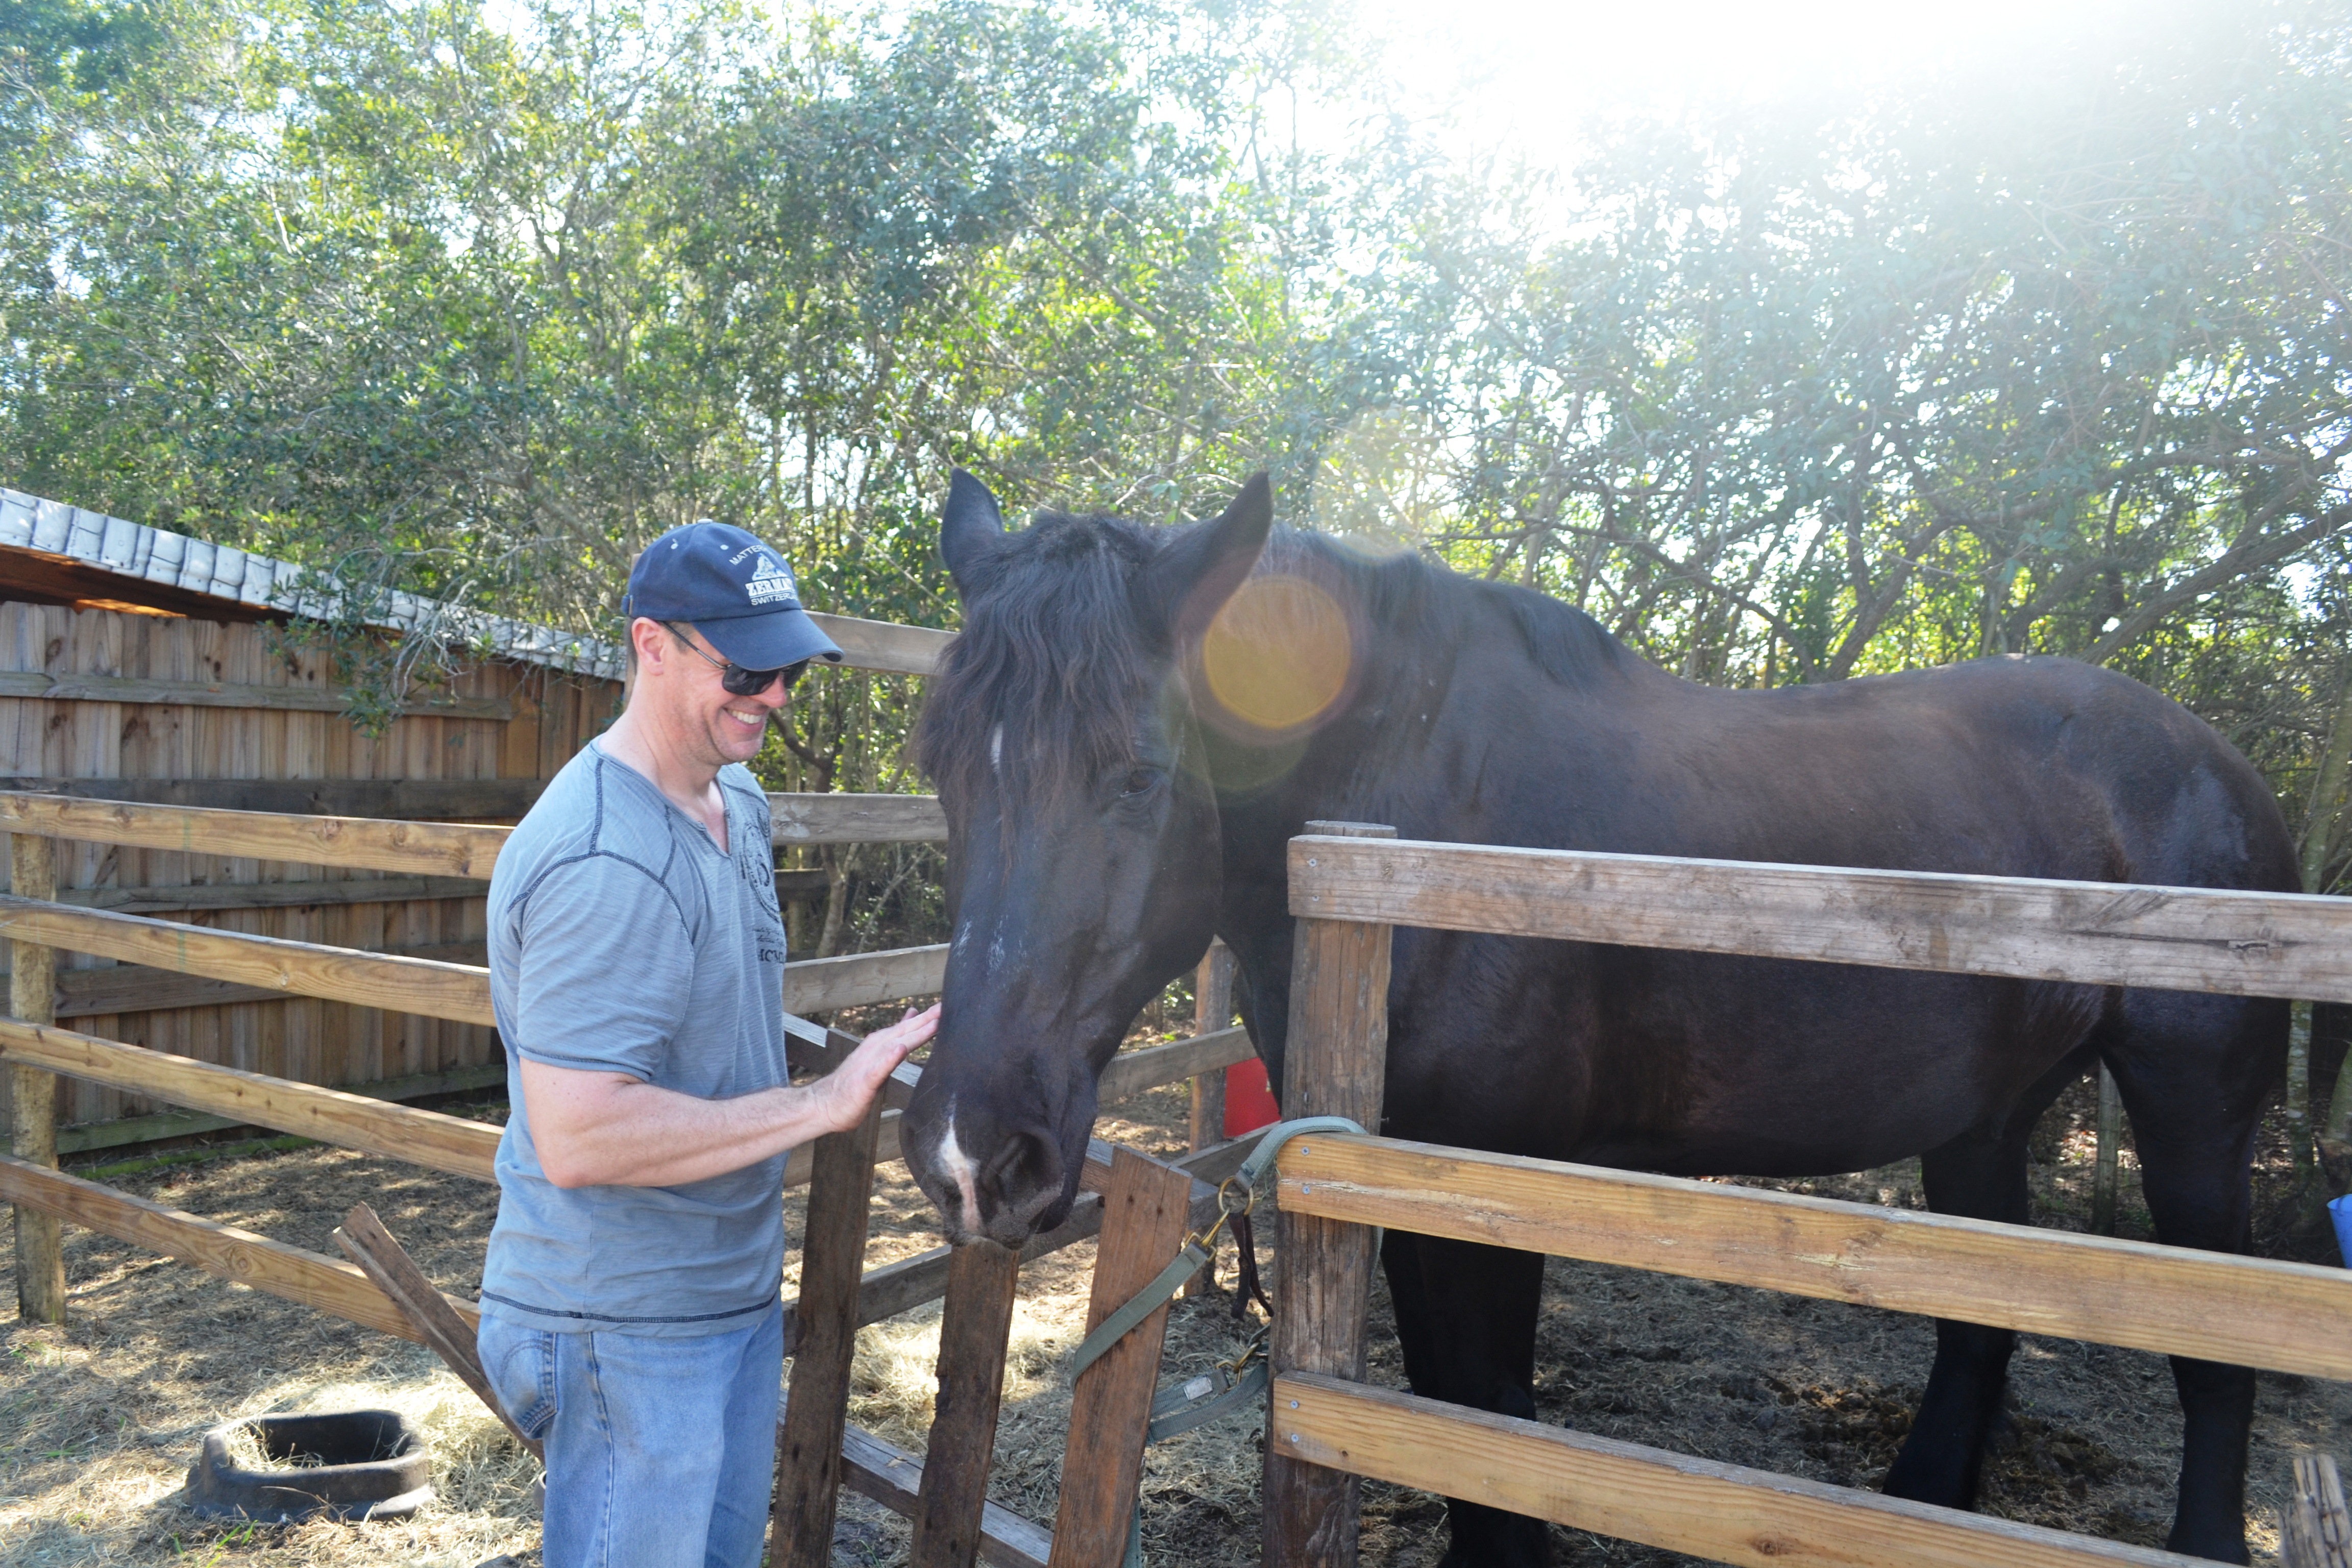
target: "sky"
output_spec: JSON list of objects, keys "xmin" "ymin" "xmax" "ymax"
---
[{"xmin": 1346, "ymin": 0, "xmax": 2184, "ymax": 170}]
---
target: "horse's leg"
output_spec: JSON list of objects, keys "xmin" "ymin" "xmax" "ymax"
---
[
  {"xmin": 1382, "ymin": 1230, "xmax": 1550, "ymax": 1568},
  {"xmin": 2104, "ymin": 990, "xmax": 2278, "ymax": 1565},
  {"xmin": 1884, "ymin": 1049, "xmax": 2087, "ymax": 1511}
]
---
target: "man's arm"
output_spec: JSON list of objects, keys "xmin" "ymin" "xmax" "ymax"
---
[{"xmin": 522, "ymin": 1003, "xmax": 940, "ymax": 1190}]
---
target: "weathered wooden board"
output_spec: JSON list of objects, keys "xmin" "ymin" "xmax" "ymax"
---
[
  {"xmin": 1097, "ymin": 1025, "xmax": 1253, "ymax": 1106},
  {"xmin": 0, "ymin": 669, "xmax": 512, "ymax": 719},
  {"xmin": 1287, "ymin": 835, "xmax": 2352, "ymax": 1003},
  {"xmin": 9, "ymin": 831, "xmax": 63, "ymax": 1321},
  {"xmin": 63, "ymin": 874, "xmax": 488, "ymax": 915},
  {"xmin": 335, "ymin": 1203, "xmax": 540, "ymax": 1459},
  {"xmin": 783, "ymin": 943, "xmax": 948, "ymax": 1014},
  {"xmin": 805, "ymin": 612, "xmax": 952, "ymax": 677},
  {"xmin": 838, "ymin": 1420, "xmax": 1054, "ymax": 1568},
  {"xmin": 1050, "ymin": 1149, "xmax": 1196, "ymax": 1568},
  {"xmin": 0, "ymin": 896, "xmax": 944, "ymax": 1038},
  {"xmin": 1277, "ymin": 1134, "xmax": 2352, "ymax": 1380},
  {"xmin": 773, "ymin": 1096, "xmax": 887, "ymax": 1568},
  {"xmin": 769, "ymin": 792, "xmax": 947, "ymax": 845},
  {"xmin": 0, "ymin": 775, "xmax": 547, "ymax": 820},
  {"xmin": 0, "ymin": 1152, "xmax": 478, "ymax": 1342},
  {"xmin": 911, "ymin": 1242, "xmax": 1023, "ymax": 1568},
  {"xmin": 1272, "ymin": 1373, "xmax": 2202, "ymax": 1568},
  {"xmin": 0, "ymin": 791, "xmax": 507, "ymax": 875},
  {"xmin": 0, "ymin": 896, "xmax": 499, "ymax": 1024},
  {"xmin": 2285, "ymin": 1454, "xmax": 2352, "ymax": 1568},
  {"xmin": 0, "ymin": 1017, "xmax": 499, "ymax": 1180}
]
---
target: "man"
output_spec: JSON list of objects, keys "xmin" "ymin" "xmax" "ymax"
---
[{"xmin": 477, "ymin": 519, "xmax": 940, "ymax": 1568}]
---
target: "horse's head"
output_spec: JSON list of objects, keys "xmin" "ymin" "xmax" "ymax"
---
[{"xmin": 901, "ymin": 471, "xmax": 1273, "ymax": 1243}]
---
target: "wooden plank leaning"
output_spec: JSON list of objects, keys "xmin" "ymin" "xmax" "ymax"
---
[
  {"xmin": 1286, "ymin": 835, "xmax": 2352, "ymax": 1004},
  {"xmin": 1265, "ymin": 821, "xmax": 1394, "ymax": 1568},
  {"xmin": 910, "ymin": 1240, "xmax": 1023, "ymax": 1568},
  {"xmin": 8, "ymin": 833, "xmax": 63, "ymax": 1322},
  {"xmin": 1048, "ymin": 1146, "xmax": 1197, "ymax": 1568},
  {"xmin": 0, "ymin": 1018, "xmax": 500, "ymax": 1180},
  {"xmin": 1272, "ymin": 1372, "xmax": 2202, "ymax": 1568},
  {"xmin": 334, "ymin": 1203, "xmax": 541, "ymax": 1461},
  {"xmin": 1273, "ymin": 1134, "xmax": 2352, "ymax": 1382},
  {"xmin": 773, "ymin": 1068, "xmax": 888, "ymax": 1567}
]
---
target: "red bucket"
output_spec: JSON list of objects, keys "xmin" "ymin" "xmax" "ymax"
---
[{"xmin": 1222, "ymin": 1058, "xmax": 1280, "ymax": 1138}]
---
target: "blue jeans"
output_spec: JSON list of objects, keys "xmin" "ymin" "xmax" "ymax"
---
[{"xmin": 477, "ymin": 1301, "xmax": 783, "ymax": 1568}]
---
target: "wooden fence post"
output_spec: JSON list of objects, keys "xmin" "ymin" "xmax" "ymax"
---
[
  {"xmin": 9, "ymin": 832, "xmax": 63, "ymax": 1324},
  {"xmin": 2285, "ymin": 1453, "xmax": 2351, "ymax": 1568},
  {"xmin": 1265, "ymin": 821, "xmax": 1394, "ymax": 1568},
  {"xmin": 1183, "ymin": 940, "xmax": 1236, "ymax": 1300},
  {"xmin": 1189, "ymin": 940, "xmax": 1235, "ymax": 1156},
  {"xmin": 2091, "ymin": 1064, "xmax": 2123, "ymax": 1237},
  {"xmin": 772, "ymin": 1091, "xmax": 887, "ymax": 1567},
  {"xmin": 1049, "ymin": 1147, "xmax": 1195, "ymax": 1567},
  {"xmin": 910, "ymin": 1239, "xmax": 1022, "ymax": 1568}
]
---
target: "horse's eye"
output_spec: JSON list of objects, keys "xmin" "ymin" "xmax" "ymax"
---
[{"xmin": 1119, "ymin": 767, "xmax": 1162, "ymax": 798}]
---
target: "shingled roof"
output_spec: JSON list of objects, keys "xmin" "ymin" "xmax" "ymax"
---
[{"xmin": 0, "ymin": 487, "xmax": 624, "ymax": 680}]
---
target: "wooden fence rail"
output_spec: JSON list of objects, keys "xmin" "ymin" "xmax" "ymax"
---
[
  {"xmin": 0, "ymin": 787, "xmax": 948, "ymax": 872},
  {"xmin": 1273, "ymin": 1132, "xmax": 2352, "ymax": 1381},
  {"xmin": 1270, "ymin": 1373, "xmax": 2199, "ymax": 1568},
  {"xmin": 1287, "ymin": 835, "xmax": 2352, "ymax": 1003},
  {"xmin": 0, "ymin": 894, "xmax": 952, "ymax": 1024}
]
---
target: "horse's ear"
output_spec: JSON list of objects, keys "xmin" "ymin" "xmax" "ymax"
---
[
  {"xmin": 1137, "ymin": 472, "xmax": 1274, "ymax": 645},
  {"xmin": 940, "ymin": 469, "xmax": 1007, "ymax": 599}
]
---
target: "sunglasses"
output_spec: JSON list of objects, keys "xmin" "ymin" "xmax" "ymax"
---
[{"xmin": 663, "ymin": 624, "xmax": 810, "ymax": 696}]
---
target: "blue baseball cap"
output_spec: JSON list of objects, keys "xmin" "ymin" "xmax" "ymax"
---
[{"xmin": 622, "ymin": 521, "xmax": 844, "ymax": 671}]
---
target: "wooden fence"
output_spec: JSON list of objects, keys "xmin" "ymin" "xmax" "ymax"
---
[
  {"xmin": 0, "ymin": 789, "xmax": 1254, "ymax": 1567},
  {"xmin": 1263, "ymin": 823, "xmax": 2352, "ymax": 1568}
]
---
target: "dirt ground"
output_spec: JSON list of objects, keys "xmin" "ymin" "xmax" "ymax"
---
[{"xmin": 3, "ymin": 1041, "xmax": 2347, "ymax": 1567}]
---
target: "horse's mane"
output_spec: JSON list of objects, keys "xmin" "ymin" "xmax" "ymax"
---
[{"xmin": 914, "ymin": 511, "xmax": 1633, "ymax": 807}]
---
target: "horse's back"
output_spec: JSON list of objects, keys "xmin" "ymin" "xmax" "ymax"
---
[
  {"xmin": 1523, "ymin": 653, "xmax": 2294, "ymax": 893},
  {"xmin": 1381, "ymin": 651, "xmax": 2295, "ymax": 1172}
]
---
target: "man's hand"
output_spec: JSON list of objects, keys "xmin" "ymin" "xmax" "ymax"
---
[
  {"xmin": 806, "ymin": 1003, "xmax": 940, "ymax": 1135},
  {"xmin": 522, "ymin": 1001, "xmax": 942, "ymax": 1189}
]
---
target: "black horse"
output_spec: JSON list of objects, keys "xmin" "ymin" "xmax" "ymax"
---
[{"xmin": 899, "ymin": 470, "xmax": 2293, "ymax": 1565}]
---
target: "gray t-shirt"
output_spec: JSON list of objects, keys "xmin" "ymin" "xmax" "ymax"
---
[{"xmin": 478, "ymin": 742, "xmax": 791, "ymax": 1337}]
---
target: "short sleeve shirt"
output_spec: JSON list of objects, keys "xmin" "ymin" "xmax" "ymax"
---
[{"xmin": 478, "ymin": 742, "xmax": 791, "ymax": 1336}]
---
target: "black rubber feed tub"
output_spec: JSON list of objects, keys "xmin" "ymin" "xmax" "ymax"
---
[{"xmin": 184, "ymin": 1409, "xmax": 432, "ymax": 1523}]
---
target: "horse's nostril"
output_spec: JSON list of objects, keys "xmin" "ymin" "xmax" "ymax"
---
[{"xmin": 981, "ymin": 1129, "xmax": 1062, "ymax": 1213}]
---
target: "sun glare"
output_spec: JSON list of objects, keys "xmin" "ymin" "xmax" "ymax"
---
[{"xmin": 1357, "ymin": 0, "xmax": 2168, "ymax": 164}]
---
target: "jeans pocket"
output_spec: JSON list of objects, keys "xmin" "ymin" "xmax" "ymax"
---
[{"xmin": 476, "ymin": 1315, "xmax": 557, "ymax": 1441}]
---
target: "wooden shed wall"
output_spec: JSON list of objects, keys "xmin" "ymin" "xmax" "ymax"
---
[{"xmin": 0, "ymin": 601, "xmax": 621, "ymax": 1140}]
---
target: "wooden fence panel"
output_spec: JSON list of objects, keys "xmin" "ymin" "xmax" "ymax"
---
[{"xmin": 1287, "ymin": 835, "xmax": 2352, "ymax": 1003}]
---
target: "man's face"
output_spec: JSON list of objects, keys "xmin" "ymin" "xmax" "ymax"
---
[{"xmin": 641, "ymin": 620, "xmax": 793, "ymax": 768}]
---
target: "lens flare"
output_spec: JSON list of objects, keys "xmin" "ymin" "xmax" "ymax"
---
[{"xmin": 1199, "ymin": 574, "xmax": 1355, "ymax": 736}]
